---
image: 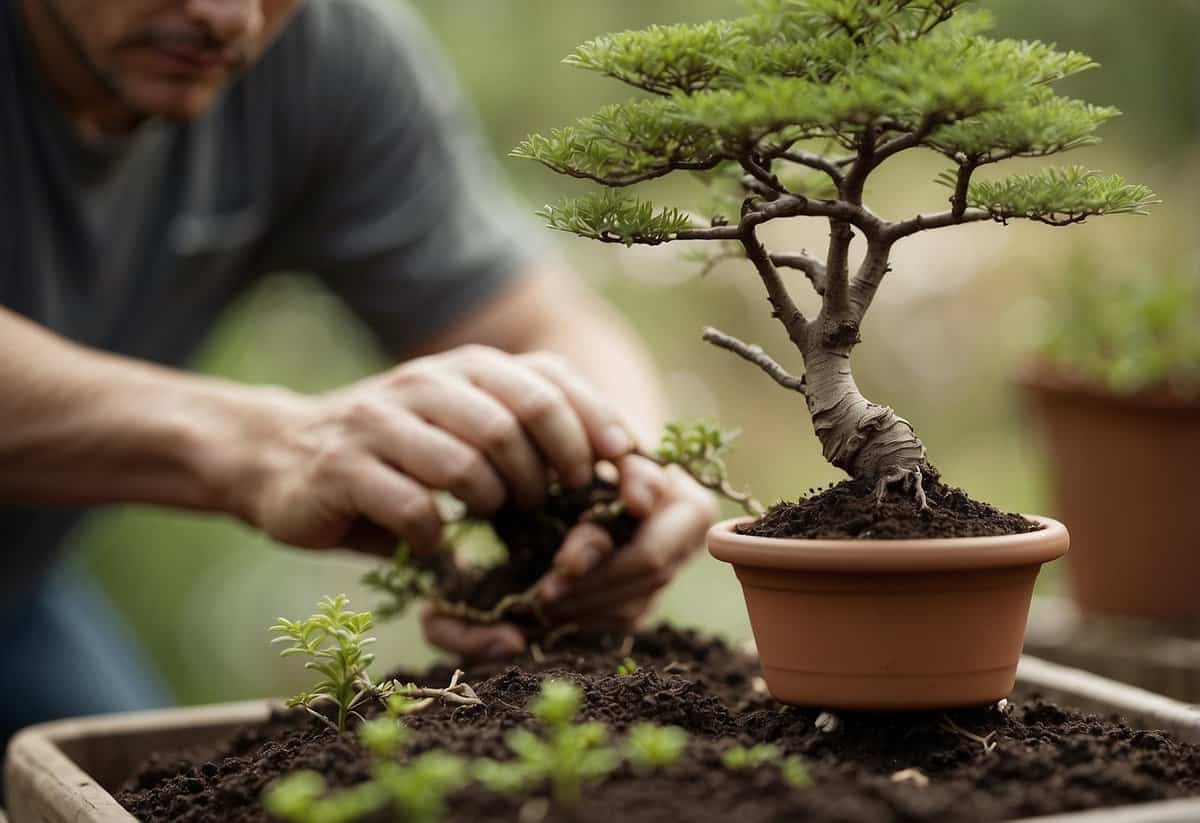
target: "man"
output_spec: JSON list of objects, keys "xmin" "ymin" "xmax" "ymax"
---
[{"xmin": 0, "ymin": 0, "xmax": 716, "ymax": 745}]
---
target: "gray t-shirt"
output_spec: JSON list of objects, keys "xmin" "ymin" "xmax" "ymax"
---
[{"xmin": 0, "ymin": 0, "xmax": 539, "ymax": 588}]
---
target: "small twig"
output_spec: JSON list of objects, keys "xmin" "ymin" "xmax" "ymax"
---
[
  {"xmin": 397, "ymin": 669, "xmax": 484, "ymax": 708},
  {"xmin": 530, "ymin": 644, "xmax": 546, "ymax": 664},
  {"xmin": 702, "ymin": 326, "xmax": 807, "ymax": 395},
  {"xmin": 939, "ymin": 715, "xmax": 998, "ymax": 754}
]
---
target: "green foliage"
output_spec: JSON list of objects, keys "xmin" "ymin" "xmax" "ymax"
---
[
  {"xmin": 721, "ymin": 743, "xmax": 780, "ymax": 770},
  {"xmin": 270, "ymin": 595, "xmax": 386, "ymax": 735},
  {"xmin": 511, "ymin": 100, "xmax": 721, "ymax": 186},
  {"xmin": 361, "ymin": 545, "xmax": 435, "ymax": 621},
  {"xmin": 373, "ymin": 753, "xmax": 470, "ymax": 823},
  {"xmin": 929, "ymin": 88, "xmax": 1119, "ymax": 162},
  {"xmin": 1039, "ymin": 257, "xmax": 1200, "ymax": 397},
  {"xmin": 538, "ymin": 190, "xmax": 696, "ymax": 247},
  {"xmin": 782, "ymin": 755, "xmax": 814, "ymax": 788},
  {"xmin": 949, "ymin": 165, "xmax": 1160, "ymax": 225},
  {"xmin": 623, "ymin": 722, "xmax": 689, "ymax": 772},
  {"xmin": 262, "ymin": 753, "xmax": 469, "ymax": 823},
  {"xmin": 564, "ymin": 21, "xmax": 741, "ymax": 95},
  {"xmin": 616, "ymin": 656, "xmax": 639, "ymax": 676},
  {"xmin": 474, "ymin": 680, "xmax": 619, "ymax": 808},
  {"xmin": 657, "ymin": 420, "xmax": 738, "ymax": 483},
  {"xmin": 262, "ymin": 771, "xmax": 386, "ymax": 823},
  {"xmin": 517, "ymin": 0, "xmax": 1153, "ymax": 248}
]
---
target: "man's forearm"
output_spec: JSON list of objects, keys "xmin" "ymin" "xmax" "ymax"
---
[{"xmin": 0, "ymin": 307, "xmax": 290, "ymax": 517}]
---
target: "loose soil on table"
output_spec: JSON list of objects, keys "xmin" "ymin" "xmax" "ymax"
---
[
  {"xmin": 740, "ymin": 475, "xmax": 1041, "ymax": 540},
  {"xmin": 118, "ymin": 627, "xmax": 1200, "ymax": 823}
]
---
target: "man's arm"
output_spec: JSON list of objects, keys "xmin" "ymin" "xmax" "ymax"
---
[{"xmin": 0, "ymin": 305, "xmax": 632, "ymax": 569}]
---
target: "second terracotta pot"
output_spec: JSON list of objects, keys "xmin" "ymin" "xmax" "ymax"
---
[{"xmin": 708, "ymin": 516, "xmax": 1069, "ymax": 710}]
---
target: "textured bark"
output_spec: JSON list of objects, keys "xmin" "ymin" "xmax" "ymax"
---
[{"xmin": 801, "ymin": 346, "xmax": 928, "ymax": 485}]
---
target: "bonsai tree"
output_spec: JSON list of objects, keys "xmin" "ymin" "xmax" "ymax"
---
[{"xmin": 515, "ymin": 0, "xmax": 1157, "ymax": 507}]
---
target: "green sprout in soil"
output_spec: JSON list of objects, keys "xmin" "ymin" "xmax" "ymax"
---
[
  {"xmin": 517, "ymin": 0, "xmax": 1158, "ymax": 508},
  {"xmin": 623, "ymin": 722, "xmax": 689, "ymax": 773},
  {"xmin": 782, "ymin": 756, "xmax": 814, "ymax": 789},
  {"xmin": 721, "ymin": 742, "xmax": 780, "ymax": 770},
  {"xmin": 474, "ymin": 680, "xmax": 620, "ymax": 808},
  {"xmin": 616, "ymin": 656, "xmax": 639, "ymax": 676},
  {"xmin": 270, "ymin": 594, "xmax": 391, "ymax": 735},
  {"xmin": 263, "ymin": 752, "xmax": 469, "ymax": 823}
]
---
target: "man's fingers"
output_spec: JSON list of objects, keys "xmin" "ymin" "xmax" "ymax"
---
[
  {"xmin": 539, "ymin": 522, "xmax": 615, "ymax": 603},
  {"xmin": 451, "ymin": 347, "xmax": 594, "ymax": 488},
  {"xmin": 360, "ymin": 406, "xmax": 506, "ymax": 516},
  {"xmin": 566, "ymin": 496, "xmax": 711, "ymax": 595},
  {"xmin": 521, "ymin": 351, "xmax": 634, "ymax": 461},
  {"xmin": 420, "ymin": 608, "xmax": 526, "ymax": 659},
  {"xmin": 617, "ymin": 453, "xmax": 666, "ymax": 516},
  {"xmin": 348, "ymin": 460, "xmax": 442, "ymax": 556},
  {"xmin": 338, "ymin": 520, "xmax": 406, "ymax": 558},
  {"xmin": 394, "ymin": 373, "xmax": 547, "ymax": 509}
]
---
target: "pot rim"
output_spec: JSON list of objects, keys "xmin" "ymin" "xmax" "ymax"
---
[
  {"xmin": 1016, "ymin": 360, "xmax": 1200, "ymax": 411},
  {"xmin": 707, "ymin": 515, "xmax": 1068, "ymax": 572}
]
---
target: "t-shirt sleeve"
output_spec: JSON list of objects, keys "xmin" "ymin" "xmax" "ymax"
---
[{"xmin": 265, "ymin": 0, "xmax": 544, "ymax": 355}]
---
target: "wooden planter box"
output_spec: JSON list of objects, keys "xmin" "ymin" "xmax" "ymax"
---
[
  {"xmin": 6, "ymin": 658, "xmax": 1200, "ymax": 823},
  {"xmin": 1026, "ymin": 597, "xmax": 1200, "ymax": 704}
]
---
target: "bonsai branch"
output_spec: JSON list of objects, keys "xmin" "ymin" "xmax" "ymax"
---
[
  {"xmin": 777, "ymin": 150, "xmax": 847, "ymax": 187},
  {"xmin": 770, "ymin": 251, "xmax": 827, "ymax": 295},
  {"xmin": 883, "ymin": 207, "xmax": 991, "ymax": 241},
  {"xmin": 702, "ymin": 327, "xmax": 806, "ymax": 395}
]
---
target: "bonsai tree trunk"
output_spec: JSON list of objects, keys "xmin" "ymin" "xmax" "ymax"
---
[{"xmin": 801, "ymin": 342, "xmax": 929, "ymax": 503}]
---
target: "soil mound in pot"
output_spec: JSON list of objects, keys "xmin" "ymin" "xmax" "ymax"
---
[
  {"xmin": 740, "ymin": 476, "xmax": 1040, "ymax": 540},
  {"xmin": 117, "ymin": 627, "xmax": 1200, "ymax": 823}
]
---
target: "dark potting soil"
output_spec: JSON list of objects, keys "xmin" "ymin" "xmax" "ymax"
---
[
  {"xmin": 117, "ymin": 627, "xmax": 1200, "ymax": 823},
  {"xmin": 422, "ymin": 477, "xmax": 639, "ymax": 620},
  {"xmin": 740, "ymin": 475, "xmax": 1041, "ymax": 540}
]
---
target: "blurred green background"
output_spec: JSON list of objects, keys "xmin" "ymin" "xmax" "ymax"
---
[{"xmin": 75, "ymin": 0, "xmax": 1199, "ymax": 705}]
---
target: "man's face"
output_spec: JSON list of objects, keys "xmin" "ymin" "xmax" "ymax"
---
[{"xmin": 40, "ymin": 0, "xmax": 299, "ymax": 121}]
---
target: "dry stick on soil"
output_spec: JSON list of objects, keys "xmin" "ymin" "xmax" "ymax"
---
[
  {"xmin": 939, "ymin": 715, "xmax": 998, "ymax": 754},
  {"xmin": 517, "ymin": 4, "xmax": 1158, "ymax": 508},
  {"xmin": 395, "ymin": 669, "xmax": 483, "ymax": 709}
]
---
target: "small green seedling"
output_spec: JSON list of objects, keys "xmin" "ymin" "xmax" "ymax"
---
[
  {"xmin": 271, "ymin": 594, "xmax": 389, "ymax": 735},
  {"xmin": 721, "ymin": 743, "xmax": 780, "ymax": 770},
  {"xmin": 623, "ymin": 722, "xmax": 689, "ymax": 772},
  {"xmin": 262, "ymin": 771, "xmax": 386, "ymax": 823},
  {"xmin": 782, "ymin": 755, "xmax": 813, "ymax": 789},
  {"xmin": 653, "ymin": 420, "xmax": 762, "ymax": 516},
  {"xmin": 373, "ymin": 752, "xmax": 470, "ymax": 823},
  {"xmin": 616, "ymin": 656, "xmax": 639, "ymax": 676},
  {"xmin": 474, "ymin": 680, "xmax": 619, "ymax": 808}
]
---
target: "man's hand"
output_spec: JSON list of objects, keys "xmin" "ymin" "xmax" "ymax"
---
[
  {"xmin": 421, "ymin": 455, "xmax": 718, "ymax": 658},
  {"xmin": 241, "ymin": 346, "xmax": 633, "ymax": 557}
]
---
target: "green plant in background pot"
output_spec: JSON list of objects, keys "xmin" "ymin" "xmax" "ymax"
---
[
  {"xmin": 515, "ymin": 0, "xmax": 1157, "ymax": 708},
  {"xmin": 1021, "ymin": 255, "xmax": 1200, "ymax": 620}
]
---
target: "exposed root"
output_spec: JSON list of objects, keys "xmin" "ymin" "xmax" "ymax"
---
[
  {"xmin": 429, "ymin": 583, "xmax": 544, "ymax": 625},
  {"xmin": 395, "ymin": 669, "xmax": 483, "ymax": 709},
  {"xmin": 872, "ymin": 464, "xmax": 929, "ymax": 511},
  {"xmin": 939, "ymin": 715, "xmax": 997, "ymax": 754},
  {"xmin": 542, "ymin": 622, "xmax": 579, "ymax": 648}
]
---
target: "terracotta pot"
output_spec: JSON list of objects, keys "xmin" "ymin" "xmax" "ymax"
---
[
  {"xmin": 707, "ymin": 516, "xmax": 1069, "ymax": 709},
  {"xmin": 1019, "ymin": 364, "xmax": 1200, "ymax": 620}
]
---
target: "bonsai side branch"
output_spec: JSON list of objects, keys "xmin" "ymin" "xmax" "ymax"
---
[{"xmin": 702, "ymin": 327, "xmax": 806, "ymax": 395}]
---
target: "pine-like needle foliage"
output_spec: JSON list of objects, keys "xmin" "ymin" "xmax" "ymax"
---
[{"xmin": 515, "ymin": 0, "xmax": 1156, "ymax": 252}]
